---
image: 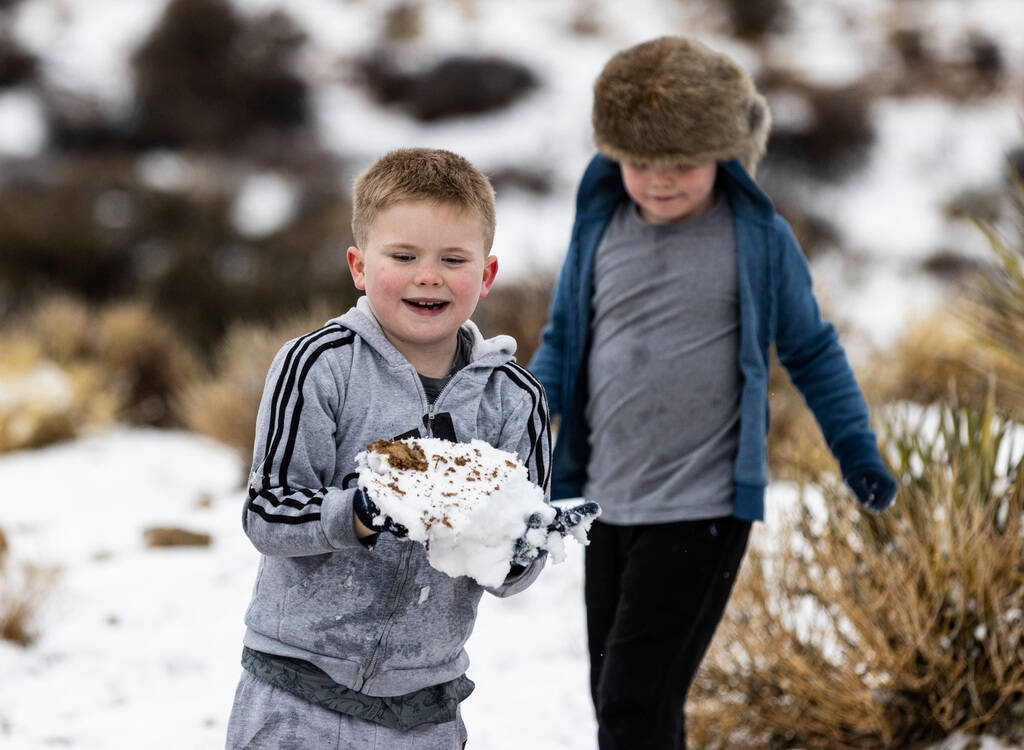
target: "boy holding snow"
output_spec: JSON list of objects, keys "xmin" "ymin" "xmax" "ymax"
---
[
  {"xmin": 226, "ymin": 147, "xmax": 594, "ymax": 749},
  {"xmin": 528, "ymin": 37, "xmax": 897, "ymax": 750}
]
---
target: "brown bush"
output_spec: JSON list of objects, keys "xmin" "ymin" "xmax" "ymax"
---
[
  {"xmin": 0, "ymin": 558, "xmax": 59, "ymax": 647},
  {"xmin": 0, "ymin": 153, "xmax": 355, "ymax": 354},
  {"xmin": 873, "ymin": 303, "xmax": 1024, "ymax": 421},
  {"xmin": 0, "ymin": 30, "xmax": 37, "ymax": 88},
  {"xmin": 143, "ymin": 527, "xmax": 212, "ymax": 548},
  {"xmin": 887, "ymin": 26, "xmax": 1007, "ymax": 101},
  {"xmin": 0, "ymin": 331, "xmax": 115, "ymax": 453},
  {"xmin": 690, "ymin": 399, "xmax": 1024, "ymax": 748},
  {"xmin": 763, "ymin": 79, "xmax": 876, "ymax": 181},
  {"xmin": 722, "ymin": 0, "xmax": 790, "ymax": 39},
  {"xmin": 131, "ymin": 0, "xmax": 310, "ymax": 149},
  {"xmin": 356, "ymin": 53, "xmax": 538, "ymax": 122}
]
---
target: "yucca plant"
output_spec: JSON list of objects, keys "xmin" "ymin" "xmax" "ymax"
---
[
  {"xmin": 960, "ymin": 166, "xmax": 1024, "ymax": 418},
  {"xmin": 689, "ymin": 395, "xmax": 1024, "ymax": 749}
]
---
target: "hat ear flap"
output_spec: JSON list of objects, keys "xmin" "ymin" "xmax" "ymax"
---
[{"xmin": 739, "ymin": 94, "xmax": 772, "ymax": 176}]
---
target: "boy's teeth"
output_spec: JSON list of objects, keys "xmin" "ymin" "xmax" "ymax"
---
[{"xmin": 411, "ymin": 300, "xmax": 444, "ymax": 309}]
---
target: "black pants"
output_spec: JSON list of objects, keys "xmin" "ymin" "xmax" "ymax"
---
[{"xmin": 585, "ymin": 516, "xmax": 751, "ymax": 750}]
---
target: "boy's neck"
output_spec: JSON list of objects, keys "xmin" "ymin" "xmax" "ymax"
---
[{"xmin": 385, "ymin": 332, "xmax": 460, "ymax": 379}]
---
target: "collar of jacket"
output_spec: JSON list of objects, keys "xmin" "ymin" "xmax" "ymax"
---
[{"xmin": 336, "ymin": 296, "xmax": 518, "ymax": 370}]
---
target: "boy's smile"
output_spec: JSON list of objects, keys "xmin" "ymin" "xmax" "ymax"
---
[
  {"xmin": 620, "ymin": 161, "xmax": 718, "ymax": 224},
  {"xmin": 347, "ymin": 200, "xmax": 497, "ymax": 376}
]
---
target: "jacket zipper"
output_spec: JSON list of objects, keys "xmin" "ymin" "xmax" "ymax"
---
[
  {"xmin": 359, "ymin": 543, "xmax": 414, "ymax": 688},
  {"xmin": 359, "ymin": 366, "xmax": 473, "ymax": 687}
]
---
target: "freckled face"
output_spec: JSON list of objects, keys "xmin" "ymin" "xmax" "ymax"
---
[
  {"xmin": 347, "ymin": 200, "xmax": 497, "ymax": 368},
  {"xmin": 620, "ymin": 161, "xmax": 718, "ymax": 224}
]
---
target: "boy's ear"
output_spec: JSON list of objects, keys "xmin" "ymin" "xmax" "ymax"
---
[
  {"xmin": 478, "ymin": 255, "xmax": 498, "ymax": 299},
  {"xmin": 347, "ymin": 246, "xmax": 366, "ymax": 290}
]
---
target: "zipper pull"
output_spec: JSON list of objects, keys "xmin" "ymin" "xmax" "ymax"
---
[{"xmin": 423, "ymin": 408, "xmax": 435, "ymax": 437}]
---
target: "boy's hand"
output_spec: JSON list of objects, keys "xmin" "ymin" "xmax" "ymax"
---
[
  {"xmin": 844, "ymin": 465, "xmax": 897, "ymax": 512},
  {"xmin": 353, "ymin": 488, "xmax": 409, "ymax": 538},
  {"xmin": 510, "ymin": 501, "xmax": 602, "ymax": 566},
  {"xmin": 547, "ymin": 501, "xmax": 601, "ymax": 535}
]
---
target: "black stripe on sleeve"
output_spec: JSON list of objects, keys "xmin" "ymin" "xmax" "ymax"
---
[
  {"xmin": 277, "ymin": 333, "xmax": 356, "ymax": 486},
  {"xmin": 497, "ymin": 363, "xmax": 550, "ymax": 489},
  {"xmin": 260, "ymin": 323, "xmax": 351, "ymax": 490}
]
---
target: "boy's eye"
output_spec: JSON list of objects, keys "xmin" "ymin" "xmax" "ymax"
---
[
  {"xmin": 391, "ymin": 253, "xmax": 415, "ymax": 262},
  {"xmin": 443, "ymin": 256, "xmax": 468, "ymax": 265}
]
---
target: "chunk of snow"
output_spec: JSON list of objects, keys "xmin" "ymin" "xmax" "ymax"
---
[{"xmin": 356, "ymin": 438, "xmax": 559, "ymax": 587}]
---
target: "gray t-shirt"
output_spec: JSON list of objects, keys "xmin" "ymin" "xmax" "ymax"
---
[{"xmin": 584, "ymin": 195, "xmax": 741, "ymax": 524}]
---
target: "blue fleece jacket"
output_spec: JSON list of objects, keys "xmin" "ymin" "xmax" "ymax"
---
[{"xmin": 529, "ymin": 154, "xmax": 885, "ymax": 521}]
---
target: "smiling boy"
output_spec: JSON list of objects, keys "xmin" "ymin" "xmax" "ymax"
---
[
  {"xmin": 529, "ymin": 37, "xmax": 896, "ymax": 749},
  {"xmin": 225, "ymin": 148, "xmax": 594, "ymax": 749}
]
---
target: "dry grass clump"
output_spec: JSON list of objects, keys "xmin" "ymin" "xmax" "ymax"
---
[
  {"xmin": 0, "ymin": 529, "xmax": 60, "ymax": 647},
  {"xmin": 0, "ymin": 329, "xmax": 115, "ymax": 453},
  {"xmin": 689, "ymin": 398, "xmax": 1024, "ymax": 748},
  {"xmin": 25, "ymin": 296, "xmax": 200, "ymax": 427},
  {"xmin": 875, "ymin": 303, "xmax": 1024, "ymax": 421},
  {"xmin": 180, "ymin": 306, "xmax": 334, "ymax": 461},
  {"xmin": 143, "ymin": 526, "xmax": 212, "ymax": 548},
  {"xmin": 0, "ymin": 296, "xmax": 201, "ymax": 453}
]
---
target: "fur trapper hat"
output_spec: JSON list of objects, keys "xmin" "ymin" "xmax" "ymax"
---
[{"xmin": 592, "ymin": 36, "xmax": 771, "ymax": 175}]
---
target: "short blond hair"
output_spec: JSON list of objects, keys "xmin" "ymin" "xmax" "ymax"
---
[{"xmin": 351, "ymin": 148, "xmax": 496, "ymax": 250}]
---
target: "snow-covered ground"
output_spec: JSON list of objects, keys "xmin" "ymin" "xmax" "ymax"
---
[
  {"xmin": 0, "ymin": 428, "xmax": 597, "ymax": 748},
  {"xmin": 1, "ymin": 428, "xmax": 1021, "ymax": 749},
  {"xmin": 0, "ymin": 348, "xmax": 1016, "ymax": 746}
]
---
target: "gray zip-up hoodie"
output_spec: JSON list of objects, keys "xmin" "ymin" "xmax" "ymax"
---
[{"xmin": 241, "ymin": 297, "xmax": 551, "ymax": 697}]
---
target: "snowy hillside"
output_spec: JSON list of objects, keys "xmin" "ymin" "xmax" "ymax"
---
[{"xmin": 2, "ymin": 0, "xmax": 1023, "ymax": 349}]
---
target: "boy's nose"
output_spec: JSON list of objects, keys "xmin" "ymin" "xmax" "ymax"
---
[{"xmin": 414, "ymin": 262, "xmax": 442, "ymax": 285}]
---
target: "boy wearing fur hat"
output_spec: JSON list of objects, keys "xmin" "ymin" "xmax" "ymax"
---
[{"xmin": 529, "ymin": 37, "xmax": 897, "ymax": 749}]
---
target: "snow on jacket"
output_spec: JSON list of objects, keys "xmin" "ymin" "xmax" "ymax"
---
[
  {"xmin": 241, "ymin": 296, "xmax": 551, "ymax": 697},
  {"xmin": 529, "ymin": 154, "xmax": 884, "ymax": 521}
]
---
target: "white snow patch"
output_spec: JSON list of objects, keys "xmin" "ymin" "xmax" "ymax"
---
[
  {"xmin": 230, "ymin": 172, "xmax": 299, "ymax": 238},
  {"xmin": 0, "ymin": 90, "xmax": 47, "ymax": 157}
]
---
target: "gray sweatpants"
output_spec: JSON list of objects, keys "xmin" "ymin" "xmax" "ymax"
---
[{"xmin": 225, "ymin": 671, "xmax": 469, "ymax": 750}]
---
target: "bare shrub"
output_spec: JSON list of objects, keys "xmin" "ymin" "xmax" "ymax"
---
[
  {"xmin": 876, "ymin": 304, "xmax": 1024, "ymax": 421},
  {"xmin": 0, "ymin": 296, "xmax": 202, "ymax": 452},
  {"xmin": 381, "ymin": 3, "xmax": 422, "ymax": 41},
  {"xmin": 0, "ymin": 329, "xmax": 116, "ymax": 453},
  {"xmin": 0, "ymin": 153, "xmax": 355, "ymax": 354},
  {"xmin": 180, "ymin": 306, "xmax": 333, "ymax": 461},
  {"xmin": 690, "ymin": 399, "xmax": 1024, "ymax": 748},
  {"xmin": 92, "ymin": 302, "xmax": 200, "ymax": 426},
  {"xmin": 0, "ymin": 30, "xmax": 36, "ymax": 88},
  {"xmin": 356, "ymin": 53, "xmax": 537, "ymax": 122},
  {"xmin": 721, "ymin": 0, "xmax": 790, "ymax": 39},
  {"xmin": 887, "ymin": 26, "xmax": 1007, "ymax": 100},
  {"xmin": 131, "ymin": 0, "xmax": 310, "ymax": 149},
  {"xmin": 965, "ymin": 178, "xmax": 1024, "ymax": 411},
  {"xmin": 0, "ymin": 551, "xmax": 59, "ymax": 647},
  {"xmin": 765, "ymin": 81, "xmax": 876, "ymax": 181},
  {"xmin": 143, "ymin": 527, "xmax": 211, "ymax": 548}
]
